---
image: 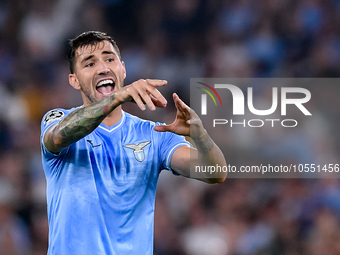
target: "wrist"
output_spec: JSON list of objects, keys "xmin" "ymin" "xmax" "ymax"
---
[
  {"xmin": 110, "ymin": 91, "xmax": 127, "ymax": 107},
  {"xmin": 192, "ymin": 130, "xmax": 215, "ymax": 154},
  {"xmin": 191, "ymin": 128, "xmax": 208, "ymax": 143}
]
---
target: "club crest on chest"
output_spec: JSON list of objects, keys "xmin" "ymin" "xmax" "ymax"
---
[{"xmin": 123, "ymin": 141, "xmax": 151, "ymax": 162}]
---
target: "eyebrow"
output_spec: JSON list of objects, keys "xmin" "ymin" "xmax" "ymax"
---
[
  {"xmin": 80, "ymin": 51, "xmax": 117, "ymax": 64},
  {"xmin": 81, "ymin": 55, "xmax": 94, "ymax": 63},
  {"xmin": 102, "ymin": 50, "xmax": 116, "ymax": 56}
]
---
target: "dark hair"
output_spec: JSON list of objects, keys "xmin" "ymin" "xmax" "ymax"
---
[{"xmin": 68, "ymin": 31, "xmax": 121, "ymax": 73}]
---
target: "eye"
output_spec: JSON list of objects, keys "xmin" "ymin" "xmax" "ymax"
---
[
  {"xmin": 85, "ymin": 62, "xmax": 94, "ymax": 67},
  {"xmin": 106, "ymin": 58, "xmax": 114, "ymax": 62}
]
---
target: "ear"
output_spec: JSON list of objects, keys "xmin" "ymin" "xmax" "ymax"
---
[
  {"xmin": 121, "ymin": 61, "xmax": 126, "ymax": 79},
  {"xmin": 69, "ymin": 73, "xmax": 81, "ymax": 90}
]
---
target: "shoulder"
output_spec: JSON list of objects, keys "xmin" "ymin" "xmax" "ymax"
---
[
  {"xmin": 42, "ymin": 109, "xmax": 66, "ymax": 126},
  {"xmin": 41, "ymin": 106, "xmax": 82, "ymax": 132}
]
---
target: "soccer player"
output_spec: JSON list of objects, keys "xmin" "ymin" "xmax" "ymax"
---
[{"xmin": 40, "ymin": 31, "xmax": 227, "ymax": 255}]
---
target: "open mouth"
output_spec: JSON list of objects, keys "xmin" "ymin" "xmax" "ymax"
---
[{"xmin": 96, "ymin": 79, "xmax": 115, "ymax": 96}]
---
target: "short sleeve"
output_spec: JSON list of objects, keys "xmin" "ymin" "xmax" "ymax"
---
[
  {"xmin": 40, "ymin": 108, "xmax": 68, "ymax": 156},
  {"xmin": 158, "ymin": 128, "xmax": 191, "ymax": 172}
]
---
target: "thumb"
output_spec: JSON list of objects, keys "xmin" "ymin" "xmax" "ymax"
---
[{"xmin": 154, "ymin": 124, "xmax": 170, "ymax": 132}]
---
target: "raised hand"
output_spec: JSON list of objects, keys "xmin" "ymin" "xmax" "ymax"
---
[
  {"xmin": 154, "ymin": 93, "xmax": 205, "ymax": 139},
  {"xmin": 116, "ymin": 79, "xmax": 168, "ymax": 111}
]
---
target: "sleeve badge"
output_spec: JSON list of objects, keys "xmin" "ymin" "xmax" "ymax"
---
[{"xmin": 44, "ymin": 110, "xmax": 64, "ymax": 125}]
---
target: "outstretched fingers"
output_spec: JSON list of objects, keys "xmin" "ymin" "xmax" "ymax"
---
[
  {"xmin": 154, "ymin": 93, "xmax": 194, "ymax": 136},
  {"xmin": 126, "ymin": 86, "xmax": 148, "ymax": 110},
  {"xmin": 136, "ymin": 86, "xmax": 158, "ymax": 111},
  {"xmin": 145, "ymin": 79, "xmax": 167, "ymax": 87},
  {"xmin": 126, "ymin": 79, "xmax": 168, "ymax": 111},
  {"xmin": 173, "ymin": 93, "xmax": 191, "ymax": 121},
  {"xmin": 154, "ymin": 123, "xmax": 171, "ymax": 132}
]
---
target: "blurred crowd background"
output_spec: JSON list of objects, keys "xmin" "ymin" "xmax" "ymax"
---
[{"xmin": 1, "ymin": 0, "xmax": 340, "ymax": 254}]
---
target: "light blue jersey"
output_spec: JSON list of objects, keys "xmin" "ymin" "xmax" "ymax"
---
[{"xmin": 40, "ymin": 108, "xmax": 190, "ymax": 255}]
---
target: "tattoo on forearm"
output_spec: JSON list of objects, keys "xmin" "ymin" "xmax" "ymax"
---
[
  {"xmin": 196, "ymin": 133, "xmax": 214, "ymax": 154},
  {"xmin": 51, "ymin": 94, "xmax": 116, "ymax": 148}
]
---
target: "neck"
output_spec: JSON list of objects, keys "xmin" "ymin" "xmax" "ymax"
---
[{"xmin": 102, "ymin": 105, "xmax": 122, "ymax": 127}]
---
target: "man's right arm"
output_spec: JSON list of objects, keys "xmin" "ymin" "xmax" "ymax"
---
[
  {"xmin": 44, "ymin": 94, "xmax": 117, "ymax": 153},
  {"xmin": 43, "ymin": 79, "xmax": 167, "ymax": 154}
]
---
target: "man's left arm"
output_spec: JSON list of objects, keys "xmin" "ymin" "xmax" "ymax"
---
[{"xmin": 154, "ymin": 93, "xmax": 227, "ymax": 183}]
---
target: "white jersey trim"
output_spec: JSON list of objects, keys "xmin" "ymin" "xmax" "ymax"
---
[
  {"xmin": 98, "ymin": 110, "xmax": 126, "ymax": 133},
  {"xmin": 165, "ymin": 143, "xmax": 191, "ymax": 170}
]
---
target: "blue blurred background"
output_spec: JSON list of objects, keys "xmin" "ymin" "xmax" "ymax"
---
[{"xmin": 1, "ymin": 0, "xmax": 340, "ymax": 254}]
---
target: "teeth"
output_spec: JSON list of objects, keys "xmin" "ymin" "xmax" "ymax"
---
[{"xmin": 97, "ymin": 79, "xmax": 114, "ymax": 87}]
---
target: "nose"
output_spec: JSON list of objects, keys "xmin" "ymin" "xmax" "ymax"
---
[{"xmin": 97, "ymin": 60, "xmax": 110, "ymax": 74}]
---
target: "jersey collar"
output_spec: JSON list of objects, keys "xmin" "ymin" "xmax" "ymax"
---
[{"xmin": 98, "ymin": 110, "xmax": 126, "ymax": 133}]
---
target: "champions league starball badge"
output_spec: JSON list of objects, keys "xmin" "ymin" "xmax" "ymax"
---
[{"xmin": 44, "ymin": 110, "xmax": 65, "ymax": 125}]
